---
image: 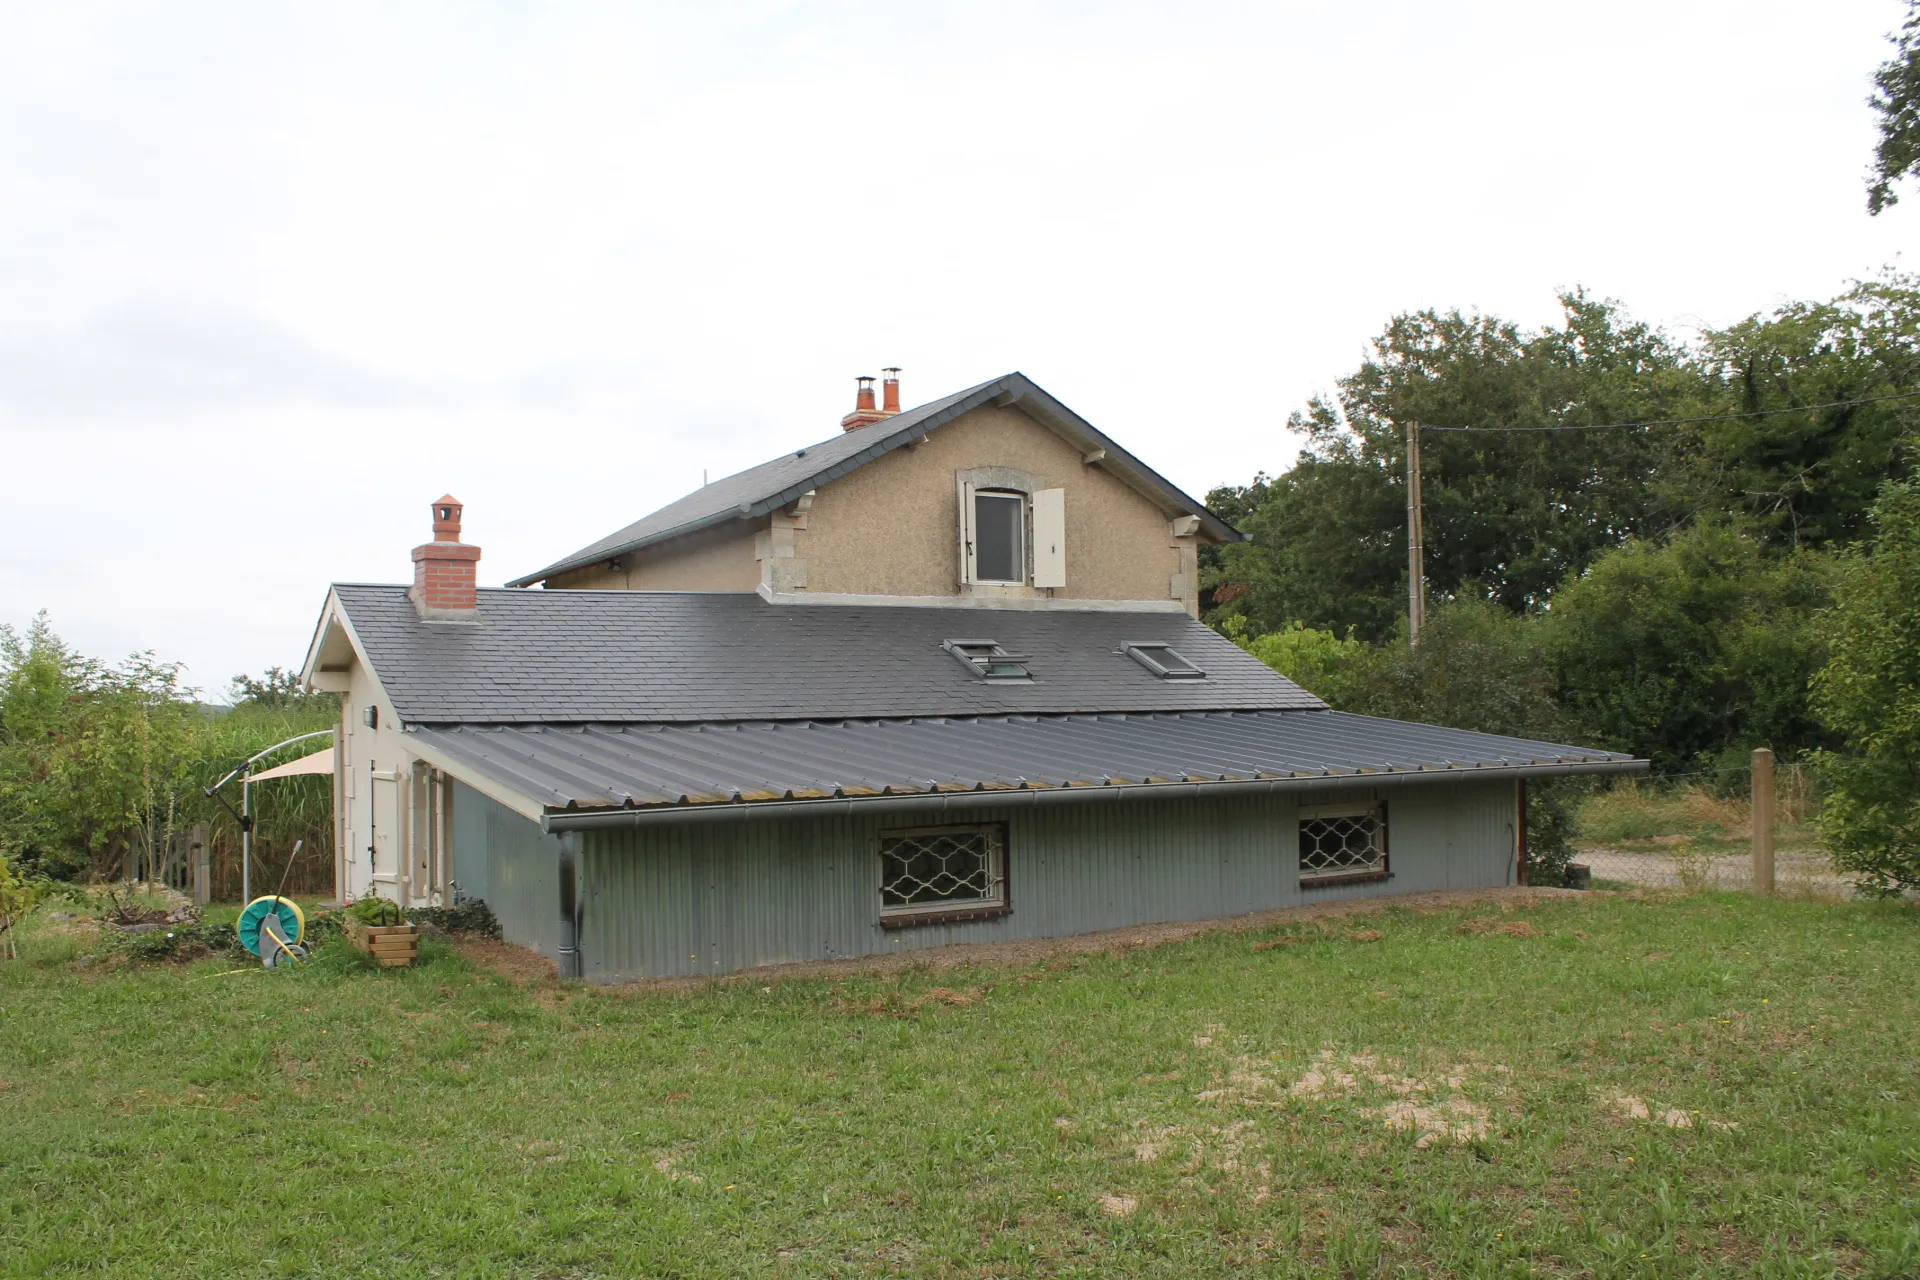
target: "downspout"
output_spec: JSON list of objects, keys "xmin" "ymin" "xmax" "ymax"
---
[{"xmin": 556, "ymin": 830, "xmax": 583, "ymax": 980}]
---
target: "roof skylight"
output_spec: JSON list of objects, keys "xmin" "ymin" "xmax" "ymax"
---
[
  {"xmin": 1123, "ymin": 642, "xmax": 1206, "ymax": 680},
  {"xmin": 943, "ymin": 639, "xmax": 1033, "ymax": 682}
]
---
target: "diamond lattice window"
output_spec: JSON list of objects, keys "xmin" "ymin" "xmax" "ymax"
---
[
  {"xmin": 1298, "ymin": 805, "xmax": 1388, "ymax": 882},
  {"xmin": 879, "ymin": 825, "xmax": 1007, "ymax": 921}
]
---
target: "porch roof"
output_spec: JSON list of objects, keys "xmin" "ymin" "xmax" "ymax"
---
[{"xmin": 410, "ymin": 709, "xmax": 1642, "ymax": 818}]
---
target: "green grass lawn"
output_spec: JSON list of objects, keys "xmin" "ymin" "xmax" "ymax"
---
[{"xmin": 3, "ymin": 892, "xmax": 1916, "ymax": 1279}]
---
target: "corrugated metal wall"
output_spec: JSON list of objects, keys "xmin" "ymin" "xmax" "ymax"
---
[
  {"xmin": 451, "ymin": 780, "xmax": 564, "ymax": 960},
  {"xmin": 576, "ymin": 779, "xmax": 1518, "ymax": 981}
]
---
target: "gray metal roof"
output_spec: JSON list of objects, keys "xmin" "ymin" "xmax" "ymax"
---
[
  {"xmin": 334, "ymin": 585, "xmax": 1324, "ymax": 724},
  {"xmin": 507, "ymin": 372, "xmax": 1243, "ymax": 587},
  {"xmin": 411, "ymin": 710, "xmax": 1641, "ymax": 813}
]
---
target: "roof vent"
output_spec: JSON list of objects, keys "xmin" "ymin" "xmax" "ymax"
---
[
  {"xmin": 943, "ymin": 639, "xmax": 1032, "ymax": 682},
  {"xmin": 1122, "ymin": 642, "xmax": 1205, "ymax": 680}
]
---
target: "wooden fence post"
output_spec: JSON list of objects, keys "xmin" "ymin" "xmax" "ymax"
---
[{"xmin": 1752, "ymin": 747, "xmax": 1776, "ymax": 894}]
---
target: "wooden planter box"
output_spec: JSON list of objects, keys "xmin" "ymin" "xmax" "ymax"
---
[{"xmin": 345, "ymin": 916, "xmax": 419, "ymax": 967}]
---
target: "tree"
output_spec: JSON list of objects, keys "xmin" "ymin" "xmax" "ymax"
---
[
  {"xmin": 1209, "ymin": 424, "xmax": 1406, "ymax": 640},
  {"xmin": 1811, "ymin": 478, "xmax": 1920, "ymax": 894},
  {"xmin": 229, "ymin": 666, "xmax": 333, "ymax": 711},
  {"xmin": 1545, "ymin": 522, "xmax": 1837, "ymax": 770},
  {"xmin": 1211, "ymin": 293, "xmax": 1696, "ymax": 638},
  {"xmin": 1869, "ymin": 1, "xmax": 1920, "ymax": 215},
  {"xmin": 1681, "ymin": 277, "xmax": 1920, "ymax": 547}
]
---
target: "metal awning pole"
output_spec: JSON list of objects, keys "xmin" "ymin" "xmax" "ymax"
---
[
  {"xmin": 206, "ymin": 730, "xmax": 332, "ymax": 906},
  {"xmin": 241, "ymin": 765, "xmax": 252, "ymax": 903}
]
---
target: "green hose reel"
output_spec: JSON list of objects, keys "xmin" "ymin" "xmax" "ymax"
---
[{"xmin": 236, "ymin": 896, "xmax": 307, "ymax": 968}]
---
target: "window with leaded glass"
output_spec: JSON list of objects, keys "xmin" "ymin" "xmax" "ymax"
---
[
  {"xmin": 878, "ymin": 824, "xmax": 1009, "ymax": 925},
  {"xmin": 1297, "ymin": 803, "xmax": 1389, "ymax": 885}
]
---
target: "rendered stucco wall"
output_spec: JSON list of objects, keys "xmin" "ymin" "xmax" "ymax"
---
[
  {"xmin": 548, "ymin": 521, "xmax": 761, "ymax": 592},
  {"xmin": 799, "ymin": 405, "xmax": 1187, "ymax": 602},
  {"xmin": 575, "ymin": 779, "xmax": 1519, "ymax": 981}
]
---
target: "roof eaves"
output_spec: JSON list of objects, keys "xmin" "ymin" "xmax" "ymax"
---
[{"xmin": 995, "ymin": 375, "xmax": 1243, "ymax": 543}]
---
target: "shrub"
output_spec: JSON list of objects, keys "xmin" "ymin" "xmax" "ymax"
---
[
  {"xmin": 1523, "ymin": 779, "xmax": 1581, "ymax": 887},
  {"xmin": 1226, "ymin": 618, "xmax": 1364, "ymax": 705},
  {"xmin": 0, "ymin": 851, "xmax": 42, "ymax": 959},
  {"xmin": 411, "ymin": 899, "xmax": 501, "ymax": 938},
  {"xmin": 1812, "ymin": 478, "xmax": 1920, "ymax": 895},
  {"xmin": 1546, "ymin": 521, "xmax": 1837, "ymax": 769}
]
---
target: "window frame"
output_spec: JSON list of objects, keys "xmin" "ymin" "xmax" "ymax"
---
[
  {"xmin": 1122, "ymin": 641, "xmax": 1207, "ymax": 680},
  {"xmin": 970, "ymin": 488, "xmax": 1027, "ymax": 585},
  {"xmin": 942, "ymin": 638, "xmax": 1033, "ymax": 682},
  {"xmin": 877, "ymin": 822, "xmax": 1012, "ymax": 928},
  {"xmin": 1297, "ymin": 801, "xmax": 1392, "ymax": 889}
]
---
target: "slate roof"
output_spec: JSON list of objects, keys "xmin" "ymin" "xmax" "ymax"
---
[
  {"xmin": 413, "ymin": 711, "xmax": 1642, "ymax": 812},
  {"xmin": 507, "ymin": 372, "xmax": 1241, "ymax": 587},
  {"xmin": 333, "ymin": 585, "xmax": 1324, "ymax": 725}
]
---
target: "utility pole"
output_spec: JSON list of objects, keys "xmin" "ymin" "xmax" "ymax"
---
[{"xmin": 1406, "ymin": 419, "xmax": 1426, "ymax": 646}]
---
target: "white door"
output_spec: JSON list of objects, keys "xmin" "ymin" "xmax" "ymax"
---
[{"xmin": 370, "ymin": 768, "xmax": 400, "ymax": 891}]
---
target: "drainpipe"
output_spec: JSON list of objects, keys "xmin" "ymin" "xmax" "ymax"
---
[{"xmin": 556, "ymin": 830, "xmax": 583, "ymax": 980}]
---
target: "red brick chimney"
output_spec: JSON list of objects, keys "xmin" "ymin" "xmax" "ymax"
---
[
  {"xmin": 840, "ymin": 370, "xmax": 901, "ymax": 431},
  {"xmin": 410, "ymin": 494, "xmax": 481, "ymax": 620},
  {"xmin": 881, "ymin": 367, "xmax": 901, "ymax": 414}
]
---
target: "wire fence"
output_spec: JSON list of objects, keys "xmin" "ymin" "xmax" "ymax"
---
[{"xmin": 1566, "ymin": 761, "xmax": 1858, "ymax": 898}]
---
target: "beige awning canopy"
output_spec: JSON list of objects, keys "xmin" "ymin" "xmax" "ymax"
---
[{"xmin": 249, "ymin": 747, "xmax": 335, "ymax": 782}]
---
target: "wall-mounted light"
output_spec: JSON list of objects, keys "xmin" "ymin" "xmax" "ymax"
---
[{"xmin": 363, "ymin": 706, "xmax": 379, "ymax": 729}]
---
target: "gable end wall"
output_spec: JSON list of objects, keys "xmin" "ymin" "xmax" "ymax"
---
[
  {"xmin": 538, "ymin": 404, "xmax": 1197, "ymax": 605},
  {"xmin": 803, "ymin": 404, "xmax": 1187, "ymax": 601}
]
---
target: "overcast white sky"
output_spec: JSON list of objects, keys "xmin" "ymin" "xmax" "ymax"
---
[{"xmin": 1, "ymin": 0, "xmax": 1913, "ymax": 694}]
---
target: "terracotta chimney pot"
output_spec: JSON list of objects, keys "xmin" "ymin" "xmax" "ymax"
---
[
  {"xmin": 840, "ymin": 370, "xmax": 901, "ymax": 431},
  {"xmin": 410, "ymin": 495, "xmax": 481, "ymax": 620}
]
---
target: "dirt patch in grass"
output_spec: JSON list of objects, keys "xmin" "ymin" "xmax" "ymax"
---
[
  {"xmin": 600, "ymin": 886, "xmax": 1580, "ymax": 993},
  {"xmin": 1601, "ymin": 1091, "xmax": 1738, "ymax": 1133},
  {"xmin": 453, "ymin": 936, "xmax": 558, "ymax": 988}
]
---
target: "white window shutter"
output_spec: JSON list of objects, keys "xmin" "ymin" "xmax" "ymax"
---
[
  {"xmin": 957, "ymin": 478, "xmax": 977, "ymax": 585},
  {"xmin": 1032, "ymin": 488, "xmax": 1066, "ymax": 588}
]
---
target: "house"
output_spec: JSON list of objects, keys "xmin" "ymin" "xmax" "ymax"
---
[{"xmin": 300, "ymin": 371, "xmax": 1643, "ymax": 980}]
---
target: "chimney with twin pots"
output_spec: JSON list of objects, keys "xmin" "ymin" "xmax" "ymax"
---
[
  {"xmin": 840, "ymin": 367, "xmax": 901, "ymax": 431},
  {"xmin": 410, "ymin": 494, "xmax": 481, "ymax": 620}
]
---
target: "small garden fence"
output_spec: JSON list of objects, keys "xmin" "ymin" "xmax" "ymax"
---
[{"xmin": 1568, "ymin": 752, "xmax": 1850, "ymax": 897}]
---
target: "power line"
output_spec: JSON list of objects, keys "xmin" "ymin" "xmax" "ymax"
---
[{"xmin": 1418, "ymin": 388, "xmax": 1920, "ymax": 434}]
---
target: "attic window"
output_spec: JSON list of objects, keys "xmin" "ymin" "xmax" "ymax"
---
[
  {"xmin": 943, "ymin": 639, "xmax": 1032, "ymax": 682},
  {"xmin": 1123, "ymin": 642, "xmax": 1206, "ymax": 680}
]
